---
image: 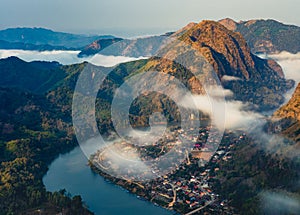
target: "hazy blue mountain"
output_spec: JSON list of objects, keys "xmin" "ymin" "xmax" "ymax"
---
[
  {"xmin": 0, "ymin": 27, "xmax": 115, "ymax": 49},
  {"xmin": 0, "ymin": 39, "xmax": 72, "ymax": 51}
]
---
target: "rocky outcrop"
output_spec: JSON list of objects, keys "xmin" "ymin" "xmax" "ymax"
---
[
  {"xmin": 218, "ymin": 18, "xmax": 238, "ymax": 31},
  {"xmin": 275, "ymin": 83, "xmax": 300, "ymax": 121},
  {"xmin": 273, "ymin": 83, "xmax": 300, "ymax": 142}
]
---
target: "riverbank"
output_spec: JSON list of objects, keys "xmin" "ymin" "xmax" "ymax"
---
[
  {"xmin": 87, "ymin": 128, "xmax": 240, "ymax": 214},
  {"xmin": 43, "ymin": 144, "xmax": 174, "ymax": 215}
]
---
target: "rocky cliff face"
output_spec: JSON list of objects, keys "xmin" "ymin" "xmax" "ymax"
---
[
  {"xmin": 273, "ymin": 83, "xmax": 300, "ymax": 142},
  {"xmin": 144, "ymin": 20, "xmax": 293, "ymax": 110},
  {"xmin": 179, "ymin": 20, "xmax": 284, "ymax": 80},
  {"xmin": 218, "ymin": 18, "xmax": 238, "ymax": 31},
  {"xmin": 275, "ymin": 84, "xmax": 300, "ymax": 121}
]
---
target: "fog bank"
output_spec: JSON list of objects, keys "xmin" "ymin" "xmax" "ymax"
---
[{"xmin": 0, "ymin": 49, "xmax": 146, "ymax": 67}]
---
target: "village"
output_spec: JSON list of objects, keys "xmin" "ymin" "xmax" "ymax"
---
[{"xmin": 90, "ymin": 123, "xmax": 246, "ymax": 214}]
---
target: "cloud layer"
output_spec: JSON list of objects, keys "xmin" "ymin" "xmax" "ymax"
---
[
  {"xmin": 269, "ymin": 52, "xmax": 300, "ymax": 102},
  {"xmin": 270, "ymin": 52, "xmax": 300, "ymax": 83},
  {"xmin": 0, "ymin": 49, "xmax": 145, "ymax": 67},
  {"xmin": 179, "ymin": 88, "xmax": 262, "ymax": 131},
  {"xmin": 261, "ymin": 191, "xmax": 300, "ymax": 214}
]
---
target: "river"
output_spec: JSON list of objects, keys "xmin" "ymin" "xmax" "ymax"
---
[{"xmin": 43, "ymin": 143, "xmax": 175, "ymax": 215}]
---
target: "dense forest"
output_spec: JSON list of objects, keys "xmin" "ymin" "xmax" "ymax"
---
[
  {"xmin": 0, "ymin": 85, "xmax": 93, "ymax": 214},
  {"xmin": 213, "ymin": 134, "xmax": 300, "ymax": 214}
]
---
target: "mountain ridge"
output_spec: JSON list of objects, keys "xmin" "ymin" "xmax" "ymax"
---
[
  {"xmin": 0, "ymin": 27, "xmax": 115, "ymax": 50},
  {"xmin": 219, "ymin": 18, "xmax": 300, "ymax": 54},
  {"xmin": 0, "ymin": 56, "xmax": 66, "ymax": 93},
  {"xmin": 2, "ymin": 18, "xmax": 300, "ymax": 55}
]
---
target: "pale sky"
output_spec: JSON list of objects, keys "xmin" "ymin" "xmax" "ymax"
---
[{"xmin": 0, "ymin": 0, "xmax": 299, "ymax": 37}]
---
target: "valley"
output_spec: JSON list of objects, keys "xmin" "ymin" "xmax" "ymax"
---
[{"xmin": 0, "ymin": 17, "xmax": 299, "ymax": 215}]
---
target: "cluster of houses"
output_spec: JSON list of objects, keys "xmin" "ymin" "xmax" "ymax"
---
[{"xmin": 93, "ymin": 126, "xmax": 245, "ymax": 214}]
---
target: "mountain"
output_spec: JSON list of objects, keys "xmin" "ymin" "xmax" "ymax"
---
[
  {"xmin": 81, "ymin": 18, "xmax": 300, "ymax": 58},
  {"xmin": 146, "ymin": 20, "xmax": 293, "ymax": 110},
  {"xmin": 0, "ymin": 56, "xmax": 66, "ymax": 93},
  {"xmin": 50, "ymin": 21, "xmax": 294, "ymax": 135},
  {"xmin": 0, "ymin": 27, "xmax": 115, "ymax": 49},
  {"xmin": 78, "ymin": 37, "xmax": 123, "ymax": 57},
  {"xmin": 275, "ymin": 83, "xmax": 300, "ymax": 121},
  {"xmin": 219, "ymin": 18, "xmax": 300, "ymax": 54},
  {"xmin": 273, "ymin": 83, "xmax": 300, "ymax": 142},
  {"xmin": 214, "ymin": 131, "xmax": 300, "ymax": 214},
  {"xmin": 0, "ymin": 39, "xmax": 72, "ymax": 51},
  {"xmin": 78, "ymin": 34, "xmax": 170, "ymax": 58},
  {"xmin": 179, "ymin": 20, "xmax": 282, "ymax": 80}
]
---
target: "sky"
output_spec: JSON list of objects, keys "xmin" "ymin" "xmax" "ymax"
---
[{"xmin": 0, "ymin": 0, "xmax": 299, "ymax": 37}]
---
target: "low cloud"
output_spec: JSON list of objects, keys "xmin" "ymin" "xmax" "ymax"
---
[
  {"xmin": 89, "ymin": 54, "xmax": 146, "ymax": 67},
  {"xmin": 268, "ymin": 52, "xmax": 300, "ymax": 102},
  {"xmin": 0, "ymin": 49, "xmax": 145, "ymax": 67},
  {"xmin": 0, "ymin": 49, "xmax": 81, "ymax": 65},
  {"xmin": 269, "ymin": 52, "xmax": 300, "ymax": 83},
  {"xmin": 221, "ymin": 75, "xmax": 242, "ymax": 82},
  {"xmin": 260, "ymin": 191, "xmax": 300, "ymax": 215},
  {"xmin": 179, "ymin": 87, "xmax": 262, "ymax": 130}
]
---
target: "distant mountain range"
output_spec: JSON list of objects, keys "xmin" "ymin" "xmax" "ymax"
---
[
  {"xmin": 77, "ymin": 33, "xmax": 172, "ymax": 58},
  {"xmin": 0, "ymin": 27, "xmax": 115, "ymax": 50},
  {"xmin": 0, "ymin": 21, "xmax": 293, "ymax": 111},
  {"xmin": 1, "ymin": 19, "xmax": 300, "ymax": 55},
  {"xmin": 0, "ymin": 39, "xmax": 73, "ymax": 51},
  {"xmin": 77, "ymin": 19, "xmax": 300, "ymax": 57},
  {"xmin": 0, "ymin": 19, "xmax": 293, "ymax": 139}
]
